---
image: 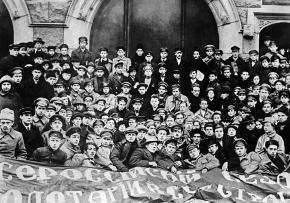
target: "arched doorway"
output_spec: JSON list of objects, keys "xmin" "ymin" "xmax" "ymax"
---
[
  {"xmin": 90, "ymin": 0, "xmax": 218, "ymax": 60},
  {"xmin": 0, "ymin": 0, "xmax": 13, "ymax": 58},
  {"xmin": 260, "ymin": 23, "xmax": 290, "ymax": 52}
]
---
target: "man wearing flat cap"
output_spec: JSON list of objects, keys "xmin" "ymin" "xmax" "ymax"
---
[
  {"xmin": 95, "ymin": 47, "xmax": 113, "ymax": 76},
  {"xmin": 108, "ymin": 95, "xmax": 131, "ymax": 119},
  {"xmin": 0, "ymin": 44, "xmax": 21, "ymax": 77},
  {"xmin": 156, "ymin": 47, "xmax": 173, "ymax": 74},
  {"xmin": 171, "ymin": 47, "xmax": 187, "ymax": 77},
  {"xmin": 203, "ymin": 44, "xmax": 215, "ymax": 65},
  {"xmin": 0, "ymin": 75, "xmax": 22, "ymax": 128},
  {"xmin": 108, "ymin": 61, "xmax": 128, "ymax": 95},
  {"xmin": 71, "ymin": 36, "xmax": 93, "ymax": 65},
  {"xmin": 18, "ymin": 107, "xmax": 43, "ymax": 159},
  {"xmin": 28, "ymin": 38, "xmax": 48, "ymax": 62},
  {"xmin": 0, "ymin": 108, "xmax": 27, "ymax": 159},
  {"xmin": 112, "ymin": 46, "xmax": 131, "ymax": 72},
  {"xmin": 22, "ymin": 64, "xmax": 54, "ymax": 107},
  {"xmin": 246, "ymin": 50, "xmax": 260, "ymax": 77},
  {"xmin": 225, "ymin": 45, "xmax": 246, "ymax": 76}
]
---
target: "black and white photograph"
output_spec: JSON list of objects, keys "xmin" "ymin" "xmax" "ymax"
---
[{"xmin": 0, "ymin": 0, "xmax": 290, "ymax": 202}]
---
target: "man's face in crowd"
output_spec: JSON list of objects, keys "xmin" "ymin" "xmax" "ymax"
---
[
  {"xmin": 69, "ymin": 133, "xmax": 80, "ymax": 146},
  {"xmin": 137, "ymin": 130, "xmax": 147, "ymax": 141},
  {"xmin": 117, "ymin": 49, "xmax": 125, "ymax": 57},
  {"xmin": 165, "ymin": 143, "xmax": 177, "ymax": 155},
  {"xmin": 94, "ymin": 124, "xmax": 103, "ymax": 135},
  {"xmin": 60, "ymin": 48, "xmax": 68, "ymax": 56},
  {"xmin": 157, "ymin": 130, "xmax": 167, "ymax": 142},
  {"xmin": 213, "ymin": 114, "xmax": 221, "ymax": 124},
  {"xmin": 192, "ymin": 51, "xmax": 200, "ymax": 59},
  {"xmin": 241, "ymin": 72, "xmax": 249, "ymax": 81},
  {"xmin": 125, "ymin": 132, "xmax": 136, "ymax": 142},
  {"xmin": 246, "ymin": 122, "xmax": 256, "ymax": 131},
  {"xmin": 158, "ymin": 86, "xmax": 166, "ymax": 95},
  {"xmin": 166, "ymin": 117, "xmax": 175, "ymax": 127},
  {"xmin": 214, "ymin": 53, "xmax": 221, "ymax": 60},
  {"xmin": 96, "ymin": 70, "xmax": 104, "ymax": 77},
  {"xmin": 128, "ymin": 119, "xmax": 137, "ymax": 127},
  {"xmin": 259, "ymin": 89, "xmax": 269, "ymax": 100},
  {"xmin": 172, "ymin": 88, "xmax": 180, "ymax": 97},
  {"xmin": 209, "ymin": 74, "xmax": 217, "ymax": 82},
  {"xmin": 215, "ymin": 127, "xmax": 224, "ymax": 139},
  {"xmin": 175, "ymin": 114, "xmax": 184, "ymax": 125},
  {"xmin": 160, "ymin": 51, "xmax": 168, "ymax": 59},
  {"xmin": 118, "ymin": 100, "xmax": 126, "ymax": 110},
  {"xmin": 277, "ymin": 112, "xmax": 288, "ymax": 123},
  {"xmin": 206, "ymin": 49, "xmax": 214, "ymax": 57},
  {"xmin": 77, "ymin": 68, "xmax": 85, "ymax": 76},
  {"xmin": 0, "ymin": 119, "xmax": 13, "ymax": 133},
  {"xmin": 200, "ymin": 100, "xmax": 208, "ymax": 110},
  {"xmin": 232, "ymin": 50, "xmax": 239, "ymax": 58},
  {"xmin": 235, "ymin": 145, "xmax": 246, "ymax": 157},
  {"xmin": 266, "ymin": 144, "xmax": 278, "ymax": 158},
  {"xmin": 100, "ymin": 51, "xmax": 108, "ymax": 58},
  {"xmin": 250, "ymin": 53, "xmax": 258, "ymax": 61},
  {"xmin": 223, "ymin": 70, "xmax": 231, "ymax": 78},
  {"xmin": 62, "ymin": 73, "xmax": 71, "ymax": 81},
  {"xmin": 32, "ymin": 70, "xmax": 42, "ymax": 80},
  {"xmin": 192, "ymin": 133, "xmax": 201, "ymax": 144},
  {"xmin": 175, "ymin": 51, "xmax": 182, "ymax": 59},
  {"xmin": 19, "ymin": 47, "xmax": 26, "ymax": 55},
  {"xmin": 48, "ymin": 136, "xmax": 62, "ymax": 151},
  {"xmin": 86, "ymin": 144, "xmax": 97, "ymax": 158},
  {"xmin": 264, "ymin": 122, "xmax": 274, "ymax": 134},
  {"xmin": 150, "ymin": 98, "xmax": 159, "ymax": 108},
  {"xmin": 101, "ymin": 136, "xmax": 112, "ymax": 147},
  {"xmin": 72, "ymin": 117, "xmax": 82, "ymax": 127},
  {"xmin": 262, "ymin": 60, "xmax": 269, "ymax": 68},
  {"xmin": 262, "ymin": 104, "xmax": 272, "ymax": 114},
  {"xmin": 45, "ymin": 109, "xmax": 56, "ymax": 119},
  {"xmin": 79, "ymin": 41, "xmax": 87, "ymax": 49},
  {"xmin": 115, "ymin": 66, "xmax": 123, "ymax": 74},
  {"xmin": 135, "ymin": 48, "xmax": 144, "ymax": 56},
  {"xmin": 247, "ymin": 99, "xmax": 257, "ymax": 108},
  {"xmin": 189, "ymin": 148, "xmax": 200, "ymax": 159},
  {"xmin": 192, "ymin": 87, "xmax": 200, "ymax": 97},
  {"xmin": 173, "ymin": 128, "xmax": 182, "ymax": 139},
  {"xmin": 51, "ymin": 120, "xmax": 63, "ymax": 131},
  {"xmin": 208, "ymin": 144, "xmax": 218, "ymax": 155},
  {"xmin": 48, "ymin": 49, "xmax": 55, "ymax": 56},
  {"xmin": 12, "ymin": 73, "xmax": 23, "ymax": 83},
  {"xmin": 280, "ymin": 95, "xmax": 289, "ymax": 105},
  {"xmin": 205, "ymin": 127, "xmax": 214, "ymax": 137},
  {"xmin": 1, "ymin": 82, "xmax": 11, "ymax": 92},
  {"xmin": 35, "ymin": 105, "xmax": 46, "ymax": 117},
  {"xmin": 20, "ymin": 113, "xmax": 33, "ymax": 124}
]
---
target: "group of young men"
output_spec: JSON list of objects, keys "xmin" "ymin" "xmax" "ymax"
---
[{"xmin": 0, "ymin": 35, "xmax": 289, "ymax": 176}]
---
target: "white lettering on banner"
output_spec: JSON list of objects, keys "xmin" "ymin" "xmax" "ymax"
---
[
  {"xmin": 16, "ymin": 165, "xmax": 37, "ymax": 181},
  {"xmin": 28, "ymin": 191, "xmax": 44, "ymax": 203},
  {"xmin": 235, "ymin": 188, "xmax": 246, "ymax": 202},
  {"xmin": 60, "ymin": 169, "xmax": 83, "ymax": 180},
  {"xmin": 106, "ymin": 186, "xmax": 118, "ymax": 202},
  {"xmin": 0, "ymin": 162, "xmax": 12, "ymax": 181},
  {"xmin": 277, "ymin": 172, "xmax": 290, "ymax": 189},
  {"xmin": 126, "ymin": 181, "xmax": 146, "ymax": 196},
  {"xmin": 84, "ymin": 168, "xmax": 102, "ymax": 183},
  {"xmin": 1, "ymin": 189, "xmax": 22, "ymax": 203},
  {"xmin": 221, "ymin": 171, "xmax": 240, "ymax": 182},
  {"xmin": 260, "ymin": 176, "xmax": 277, "ymax": 185},
  {"xmin": 185, "ymin": 173, "xmax": 201, "ymax": 184},
  {"xmin": 147, "ymin": 183, "xmax": 165, "ymax": 195},
  {"xmin": 144, "ymin": 168, "xmax": 161, "ymax": 178},
  {"xmin": 38, "ymin": 167, "xmax": 58, "ymax": 182},
  {"xmin": 161, "ymin": 170, "xmax": 178, "ymax": 182},
  {"xmin": 262, "ymin": 194, "xmax": 279, "ymax": 202},
  {"xmin": 65, "ymin": 191, "xmax": 82, "ymax": 203},
  {"xmin": 117, "ymin": 182, "xmax": 129, "ymax": 199},
  {"xmin": 217, "ymin": 184, "xmax": 232, "ymax": 198},
  {"xmin": 103, "ymin": 171, "xmax": 120, "ymax": 183},
  {"xmin": 46, "ymin": 191, "xmax": 65, "ymax": 203},
  {"xmin": 129, "ymin": 167, "xmax": 146, "ymax": 176},
  {"xmin": 166, "ymin": 186, "xmax": 184, "ymax": 199},
  {"xmin": 89, "ymin": 191, "xmax": 107, "ymax": 203},
  {"xmin": 239, "ymin": 175, "xmax": 258, "ymax": 185},
  {"xmin": 247, "ymin": 192, "xmax": 262, "ymax": 202}
]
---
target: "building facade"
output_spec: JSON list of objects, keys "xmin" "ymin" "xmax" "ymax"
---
[{"xmin": 1, "ymin": 0, "xmax": 290, "ymax": 58}]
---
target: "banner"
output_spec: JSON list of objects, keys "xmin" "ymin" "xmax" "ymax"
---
[{"xmin": 0, "ymin": 157, "xmax": 289, "ymax": 203}]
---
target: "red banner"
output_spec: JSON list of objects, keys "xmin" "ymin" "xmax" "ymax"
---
[{"xmin": 0, "ymin": 157, "xmax": 289, "ymax": 203}]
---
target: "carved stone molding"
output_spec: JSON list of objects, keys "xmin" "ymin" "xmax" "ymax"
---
[{"xmin": 258, "ymin": 19, "xmax": 274, "ymax": 29}]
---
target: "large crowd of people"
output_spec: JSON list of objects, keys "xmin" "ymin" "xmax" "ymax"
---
[{"xmin": 0, "ymin": 35, "xmax": 289, "ymax": 175}]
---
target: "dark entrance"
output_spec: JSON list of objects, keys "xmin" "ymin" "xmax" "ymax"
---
[
  {"xmin": 0, "ymin": 0, "xmax": 13, "ymax": 58},
  {"xmin": 260, "ymin": 23, "xmax": 290, "ymax": 51},
  {"xmin": 90, "ymin": 0, "xmax": 218, "ymax": 60}
]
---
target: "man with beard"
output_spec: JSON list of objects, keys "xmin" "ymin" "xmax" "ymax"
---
[
  {"xmin": 0, "ymin": 108, "xmax": 27, "ymax": 159},
  {"xmin": 18, "ymin": 107, "xmax": 43, "ymax": 159},
  {"xmin": 22, "ymin": 64, "xmax": 54, "ymax": 107},
  {"xmin": 0, "ymin": 75, "xmax": 22, "ymax": 128},
  {"xmin": 32, "ymin": 98, "xmax": 49, "ymax": 133},
  {"xmin": 71, "ymin": 36, "xmax": 93, "ymax": 65}
]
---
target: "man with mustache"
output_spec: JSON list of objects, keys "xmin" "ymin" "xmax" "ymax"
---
[{"xmin": 0, "ymin": 108, "xmax": 27, "ymax": 159}]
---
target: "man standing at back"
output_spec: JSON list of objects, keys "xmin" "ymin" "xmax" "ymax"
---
[{"xmin": 71, "ymin": 36, "xmax": 93, "ymax": 65}]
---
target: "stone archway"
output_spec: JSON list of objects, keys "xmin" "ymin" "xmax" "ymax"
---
[
  {"xmin": 65, "ymin": 0, "xmax": 242, "ymax": 53},
  {"xmin": 1, "ymin": 0, "xmax": 33, "ymax": 43},
  {"xmin": 0, "ymin": 0, "xmax": 13, "ymax": 58},
  {"xmin": 260, "ymin": 22, "xmax": 290, "ymax": 50}
]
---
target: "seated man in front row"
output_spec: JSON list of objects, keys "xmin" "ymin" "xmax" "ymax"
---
[
  {"xmin": 222, "ymin": 138, "xmax": 261, "ymax": 174},
  {"xmin": 258, "ymin": 140, "xmax": 290, "ymax": 175}
]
